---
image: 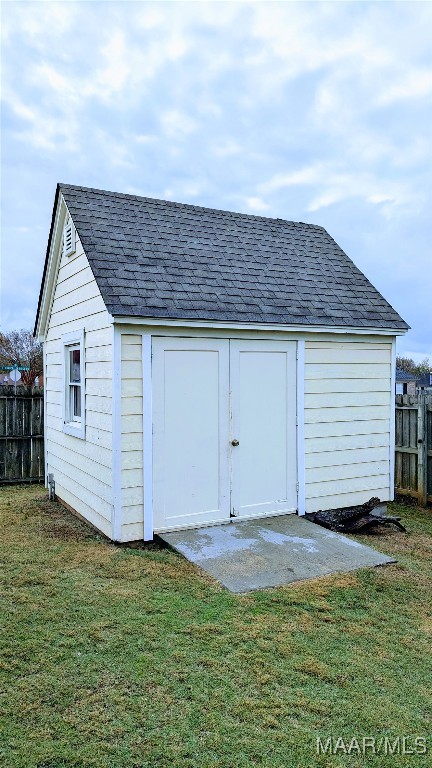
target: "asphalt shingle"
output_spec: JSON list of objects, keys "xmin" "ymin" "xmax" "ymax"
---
[{"xmin": 58, "ymin": 183, "xmax": 408, "ymax": 330}]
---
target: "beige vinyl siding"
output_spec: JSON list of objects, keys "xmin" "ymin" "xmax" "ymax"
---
[
  {"xmin": 120, "ymin": 334, "xmax": 144, "ymax": 541},
  {"xmin": 44, "ymin": 233, "xmax": 113, "ymax": 538},
  {"xmin": 304, "ymin": 339, "xmax": 392, "ymax": 514}
]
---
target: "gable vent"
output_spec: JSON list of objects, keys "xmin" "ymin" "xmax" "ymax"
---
[{"xmin": 63, "ymin": 217, "xmax": 76, "ymax": 257}]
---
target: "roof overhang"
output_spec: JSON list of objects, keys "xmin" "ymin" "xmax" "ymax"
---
[
  {"xmin": 111, "ymin": 315, "xmax": 408, "ymax": 336},
  {"xmin": 34, "ymin": 185, "xmax": 69, "ymax": 340}
]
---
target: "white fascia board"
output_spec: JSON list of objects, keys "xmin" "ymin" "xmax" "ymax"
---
[
  {"xmin": 36, "ymin": 194, "xmax": 69, "ymax": 341},
  {"xmin": 111, "ymin": 315, "xmax": 407, "ymax": 337}
]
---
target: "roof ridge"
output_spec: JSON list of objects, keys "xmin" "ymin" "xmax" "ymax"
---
[{"xmin": 58, "ymin": 182, "xmax": 325, "ymax": 230}]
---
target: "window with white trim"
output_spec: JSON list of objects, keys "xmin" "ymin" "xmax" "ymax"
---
[
  {"xmin": 62, "ymin": 331, "xmax": 85, "ymax": 438},
  {"xmin": 63, "ymin": 215, "xmax": 76, "ymax": 257}
]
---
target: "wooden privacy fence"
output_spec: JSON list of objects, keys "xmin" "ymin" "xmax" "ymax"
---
[
  {"xmin": 395, "ymin": 393, "xmax": 432, "ymax": 506},
  {"xmin": 1, "ymin": 385, "xmax": 431, "ymax": 503},
  {"xmin": 0, "ymin": 386, "xmax": 44, "ymax": 484}
]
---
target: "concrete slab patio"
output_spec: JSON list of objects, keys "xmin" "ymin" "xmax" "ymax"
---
[{"xmin": 159, "ymin": 515, "xmax": 395, "ymax": 593}]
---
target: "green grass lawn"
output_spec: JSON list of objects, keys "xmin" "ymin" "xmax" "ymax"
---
[{"xmin": 1, "ymin": 485, "xmax": 431, "ymax": 768}]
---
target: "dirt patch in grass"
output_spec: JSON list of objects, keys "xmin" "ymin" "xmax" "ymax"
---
[{"xmin": 1, "ymin": 486, "xmax": 431, "ymax": 768}]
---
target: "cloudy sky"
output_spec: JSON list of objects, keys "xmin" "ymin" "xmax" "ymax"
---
[{"xmin": 1, "ymin": 1, "xmax": 431, "ymax": 358}]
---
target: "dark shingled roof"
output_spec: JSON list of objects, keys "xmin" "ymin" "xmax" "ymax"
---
[
  {"xmin": 417, "ymin": 372, "xmax": 432, "ymax": 387},
  {"xmin": 396, "ymin": 367, "xmax": 417, "ymax": 381},
  {"xmin": 55, "ymin": 183, "xmax": 408, "ymax": 329}
]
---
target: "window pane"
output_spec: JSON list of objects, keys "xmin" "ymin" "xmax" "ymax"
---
[
  {"xmin": 72, "ymin": 385, "xmax": 81, "ymax": 418},
  {"xmin": 70, "ymin": 349, "xmax": 81, "ymax": 382}
]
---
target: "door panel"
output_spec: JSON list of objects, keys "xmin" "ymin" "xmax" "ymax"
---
[
  {"xmin": 230, "ymin": 340, "xmax": 297, "ymax": 519},
  {"xmin": 152, "ymin": 337, "xmax": 230, "ymax": 531}
]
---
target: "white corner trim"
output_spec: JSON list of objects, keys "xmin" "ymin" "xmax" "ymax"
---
[
  {"xmin": 112, "ymin": 325, "xmax": 122, "ymax": 541},
  {"xmin": 43, "ymin": 342, "xmax": 48, "ymax": 486},
  {"xmin": 142, "ymin": 333, "xmax": 153, "ymax": 541},
  {"xmin": 296, "ymin": 339, "xmax": 306, "ymax": 516},
  {"xmin": 389, "ymin": 338, "xmax": 396, "ymax": 501}
]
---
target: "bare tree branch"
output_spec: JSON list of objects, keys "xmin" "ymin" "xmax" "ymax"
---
[{"xmin": 0, "ymin": 329, "xmax": 43, "ymax": 386}]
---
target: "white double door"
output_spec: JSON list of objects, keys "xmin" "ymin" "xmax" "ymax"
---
[{"xmin": 152, "ymin": 337, "xmax": 298, "ymax": 532}]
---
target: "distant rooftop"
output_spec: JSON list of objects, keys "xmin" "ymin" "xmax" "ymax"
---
[
  {"xmin": 417, "ymin": 372, "xmax": 432, "ymax": 387},
  {"xmin": 396, "ymin": 367, "xmax": 417, "ymax": 381}
]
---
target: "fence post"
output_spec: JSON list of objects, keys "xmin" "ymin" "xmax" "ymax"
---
[{"xmin": 417, "ymin": 393, "xmax": 427, "ymax": 506}]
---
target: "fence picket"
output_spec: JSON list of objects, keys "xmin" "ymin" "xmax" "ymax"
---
[
  {"xmin": 395, "ymin": 392, "xmax": 432, "ymax": 505},
  {"xmin": 0, "ymin": 386, "xmax": 44, "ymax": 484},
  {"xmin": 0, "ymin": 386, "xmax": 430, "ymax": 502}
]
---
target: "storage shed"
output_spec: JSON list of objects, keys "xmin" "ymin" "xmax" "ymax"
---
[{"xmin": 35, "ymin": 184, "xmax": 408, "ymax": 542}]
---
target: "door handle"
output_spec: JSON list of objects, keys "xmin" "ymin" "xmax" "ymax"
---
[{"xmin": 231, "ymin": 439, "xmax": 239, "ymax": 446}]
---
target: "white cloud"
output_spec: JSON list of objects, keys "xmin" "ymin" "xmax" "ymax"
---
[
  {"xmin": 377, "ymin": 69, "xmax": 432, "ymax": 105},
  {"xmin": 260, "ymin": 162, "xmax": 423, "ymax": 218},
  {"xmin": 9, "ymin": 104, "xmax": 79, "ymax": 152},
  {"xmin": 123, "ymin": 185, "xmax": 156, "ymax": 198},
  {"xmin": 306, "ymin": 173, "xmax": 417, "ymax": 216},
  {"xmin": 160, "ymin": 110, "xmax": 197, "ymax": 138},
  {"xmin": 2, "ymin": 90, "xmax": 36, "ymax": 123},
  {"xmin": 260, "ymin": 165, "xmax": 327, "ymax": 194},
  {"xmin": 165, "ymin": 35, "xmax": 189, "ymax": 61},
  {"xmin": 35, "ymin": 63, "xmax": 68, "ymax": 94},
  {"xmin": 1, "ymin": 2, "xmax": 77, "ymax": 44},
  {"xmin": 212, "ymin": 140, "xmax": 242, "ymax": 157},
  {"xmin": 84, "ymin": 31, "xmax": 131, "ymax": 102},
  {"xmin": 244, "ymin": 196, "xmax": 270, "ymax": 212},
  {"xmin": 137, "ymin": 8, "xmax": 165, "ymax": 31},
  {"xmin": 180, "ymin": 182, "xmax": 204, "ymax": 198},
  {"xmin": 1, "ymin": 0, "xmax": 431, "ymax": 353},
  {"xmin": 134, "ymin": 134, "xmax": 158, "ymax": 144},
  {"xmin": 367, "ymin": 194, "xmax": 395, "ymax": 205}
]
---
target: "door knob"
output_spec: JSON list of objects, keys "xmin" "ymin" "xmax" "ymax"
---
[{"xmin": 231, "ymin": 439, "xmax": 239, "ymax": 446}]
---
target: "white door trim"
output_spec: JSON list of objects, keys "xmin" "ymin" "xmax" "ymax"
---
[
  {"xmin": 296, "ymin": 339, "xmax": 306, "ymax": 515},
  {"xmin": 142, "ymin": 333, "xmax": 153, "ymax": 541}
]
